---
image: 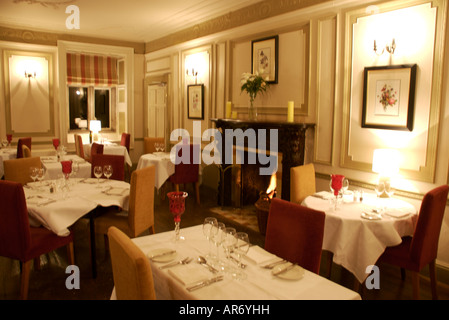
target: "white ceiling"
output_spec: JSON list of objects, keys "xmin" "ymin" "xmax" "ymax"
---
[{"xmin": 0, "ymin": 0, "xmax": 264, "ymax": 43}]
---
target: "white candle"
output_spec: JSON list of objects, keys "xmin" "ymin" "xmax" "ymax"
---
[
  {"xmin": 287, "ymin": 101, "xmax": 294, "ymax": 122},
  {"xmin": 226, "ymin": 101, "xmax": 232, "ymax": 118}
]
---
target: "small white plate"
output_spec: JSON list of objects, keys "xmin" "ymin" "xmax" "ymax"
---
[
  {"xmin": 361, "ymin": 211, "xmax": 382, "ymax": 220},
  {"xmin": 147, "ymin": 248, "xmax": 177, "ymax": 263},
  {"xmin": 272, "ymin": 263, "xmax": 305, "ymax": 280}
]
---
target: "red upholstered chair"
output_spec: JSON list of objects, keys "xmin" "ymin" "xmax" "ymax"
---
[
  {"xmin": 89, "ymin": 142, "xmax": 104, "ymax": 163},
  {"xmin": 377, "ymin": 185, "xmax": 449, "ymax": 300},
  {"xmin": 91, "ymin": 154, "xmax": 125, "ymax": 181},
  {"xmin": 120, "ymin": 133, "xmax": 131, "ymax": 153},
  {"xmin": 0, "ymin": 180, "xmax": 75, "ymax": 300},
  {"xmin": 265, "ymin": 198, "xmax": 325, "ymax": 274},
  {"xmin": 169, "ymin": 144, "xmax": 200, "ymax": 204},
  {"xmin": 17, "ymin": 137, "xmax": 31, "ymax": 159}
]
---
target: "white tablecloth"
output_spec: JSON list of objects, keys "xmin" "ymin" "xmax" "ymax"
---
[
  {"xmin": 112, "ymin": 225, "xmax": 361, "ymax": 300},
  {"xmin": 84, "ymin": 144, "xmax": 132, "ymax": 167},
  {"xmin": 136, "ymin": 153, "xmax": 175, "ymax": 189},
  {"xmin": 302, "ymin": 192, "xmax": 418, "ymax": 283},
  {"xmin": 0, "ymin": 148, "xmax": 17, "ymax": 178},
  {"xmin": 24, "ymin": 178, "xmax": 130, "ymax": 236},
  {"xmin": 41, "ymin": 155, "xmax": 91, "ymax": 180}
]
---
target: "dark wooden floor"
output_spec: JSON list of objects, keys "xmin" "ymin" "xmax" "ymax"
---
[{"xmin": 1, "ymin": 183, "xmax": 449, "ymax": 301}]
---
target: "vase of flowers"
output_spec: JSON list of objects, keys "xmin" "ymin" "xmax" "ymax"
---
[{"xmin": 240, "ymin": 72, "xmax": 269, "ymax": 120}]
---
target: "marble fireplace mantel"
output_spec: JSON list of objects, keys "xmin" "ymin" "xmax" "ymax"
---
[{"xmin": 211, "ymin": 119, "xmax": 315, "ymax": 202}]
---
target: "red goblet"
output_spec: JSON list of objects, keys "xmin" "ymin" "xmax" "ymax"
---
[
  {"xmin": 61, "ymin": 160, "xmax": 72, "ymax": 179},
  {"xmin": 6, "ymin": 134, "xmax": 12, "ymax": 146},
  {"xmin": 330, "ymin": 174, "xmax": 345, "ymax": 210},
  {"xmin": 167, "ymin": 191, "xmax": 188, "ymax": 241},
  {"xmin": 52, "ymin": 138, "xmax": 60, "ymax": 150}
]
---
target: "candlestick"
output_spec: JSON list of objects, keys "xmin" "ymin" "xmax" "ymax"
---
[
  {"xmin": 226, "ymin": 101, "xmax": 232, "ymax": 118},
  {"xmin": 287, "ymin": 101, "xmax": 294, "ymax": 122}
]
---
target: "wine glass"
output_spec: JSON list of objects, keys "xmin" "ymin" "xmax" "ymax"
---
[
  {"xmin": 6, "ymin": 134, "xmax": 12, "ymax": 146},
  {"xmin": 159, "ymin": 143, "xmax": 165, "ymax": 152},
  {"xmin": 155, "ymin": 142, "xmax": 160, "ymax": 152},
  {"xmin": 384, "ymin": 181, "xmax": 395, "ymax": 198},
  {"xmin": 36, "ymin": 168, "xmax": 46, "ymax": 185},
  {"xmin": 221, "ymin": 227, "xmax": 236, "ymax": 272},
  {"xmin": 94, "ymin": 166, "xmax": 103, "ymax": 186},
  {"xmin": 29, "ymin": 167, "xmax": 38, "ymax": 185},
  {"xmin": 167, "ymin": 191, "xmax": 188, "ymax": 242},
  {"xmin": 203, "ymin": 217, "xmax": 218, "ymax": 258},
  {"xmin": 233, "ymin": 232, "xmax": 250, "ymax": 280},
  {"xmin": 330, "ymin": 174, "xmax": 345, "ymax": 210},
  {"xmin": 103, "ymin": 165, "xmax": 113, "ymax": 180},
  {"xmin": 212, "ymin": 222, "xmax": 226, "ymax": 264},
  {"xmin": 71, "ymin": 161, "xmax": 79, "ymax": 179},
  {"xmin": 374, "ymin": 181, "xmax": 385, "ymax": 212},
  {"xmin": 1, "ymin": 139, "xmax": 7, "ymax": 148}
]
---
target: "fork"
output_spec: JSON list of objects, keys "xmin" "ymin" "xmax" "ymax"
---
[{"xmin": 159, "ymin": 257, "xmax": 192, "ymax": 269}]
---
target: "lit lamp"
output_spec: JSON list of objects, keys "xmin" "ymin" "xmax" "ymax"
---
[
  {"xmin": 372, "ymin": 148, "xmax": 400, "ymax": 198},
  {"xmin": 89, "ymin": 120, "xmax": 101, "ymax": 143}
]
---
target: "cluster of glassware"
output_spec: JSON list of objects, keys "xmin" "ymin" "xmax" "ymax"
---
[
  {"xmin": 329, "ymin": 174, "xmax": 349, "ymax": 210},
  {"xmin": 202, "ymin": 216, "xmax": 250, "ymax": 280},
  {"xmin": 154, "ymin": 142, "xmax": 165, "ymax": 152},
  {"xmin": 93, "ymin": 165, "xmax": 113, "ymax": 186},
  {"xmin": 1, "ymin": 134, "xmax": 13, "ymax": 148}
]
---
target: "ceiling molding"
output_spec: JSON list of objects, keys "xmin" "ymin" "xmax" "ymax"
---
[{"xmin": 145, "ymin": 0, "xmax": 331, "ymax": 53}]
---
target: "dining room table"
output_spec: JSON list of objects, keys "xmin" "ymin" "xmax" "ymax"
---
[
  {"xmin": 41, "ymin": 154, "xmax": 91, "ymax": 180},
  {"xmin": 136, "ymin": 152, "xmax": 175, "ymax": 189},
  {"xmin": 302, "ymin": 191, "xmax": 418, "ymax": 284},
  {"xmin": 0, "ymin": 147, "xmax": 17, "ymax": 178},
  {"xmin": 84, "ymin": 143, "xmax": 132, "ymax": 167},
  {"xmin": 24, "ymin": 177, "xmax": 130, "ymax": 277},
  {"xmin": 111, "ymin": 224, "xmax": 361, "ymax": 300}
]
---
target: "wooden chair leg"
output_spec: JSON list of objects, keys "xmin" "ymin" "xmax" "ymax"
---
[
  {"xmin": 325, "ymin": 251, "xmax": 333, "ymax": 279},
  {"xmin": 429, "ymin": 260, "xmax": 438, "ymax": 300},
  {"xmin": 194, "ymin": 182, "xmax": 200, "ymax": 205},
  {"xmin": 411, "ymin": 271, "xmax": 420, "ymax": 300},
  {"xmin": 20, "ymin": 260, "xmax": 32, "ymax": 300}
]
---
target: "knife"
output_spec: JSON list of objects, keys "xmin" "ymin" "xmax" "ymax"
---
[
  {"xmin": 273, "ymin": 263, "xmax": 296, "ymax": 276},
  {"xmin": 150, "ymin": 250, "xmax": 176, "ymax": 260},
  {"xmin": 186, "ymin": 276, "xmax": 224, "ymax": 292}
]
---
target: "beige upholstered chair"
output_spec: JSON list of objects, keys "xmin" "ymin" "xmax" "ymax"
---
[
  {"xmin": 22, "ymin": 145, "xmax": 32, "ymax": 158},
  {"xmin": 4, "ymin": 157, "xmax": 42, "ymax": 185},
  {"xmin": 74, "ymin": 134, "xmax": 85, "ymax": 160},
  {"xmin": 144, "ymin": 137, "xmax": 164, "ymax": 154},
  {"xmin": 290, "ymin": 163, "xmax": 316, "ymax": 205},
  {"xmin": 108, "ymin": 226, "xmax": 156, "ymax": 300},
  {"xmin": 95, "ymin": 165, "xmax": 156, "ymax": 240}
]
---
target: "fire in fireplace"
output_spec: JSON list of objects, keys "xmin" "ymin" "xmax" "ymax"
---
[{"xmin": 254, "ymin": 173, "xmax": 277, "ymax": 235}]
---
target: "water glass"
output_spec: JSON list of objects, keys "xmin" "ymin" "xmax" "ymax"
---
[
  {"xmin": 233, "ymin": 232, "xmax": 250, "ymax": 280},
  {"xmin": 94, "ymin": 166, "xmax": 103, "ymax": 185},
  {"xmin": 203, "ymin": 217, "xmax": 218, "ymax": 257},
  {"xmin": 103, "ymin": 165, "xmax": 113, "ymax": 180}
]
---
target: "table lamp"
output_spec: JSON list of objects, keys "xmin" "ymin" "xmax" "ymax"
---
[
  {"xmin": 89, "ymin": 120, "xmax": 101, "ymax": 142},
  {"xmin": 372, "ymin": 148, "xmax": 400, "ymax": 198}
]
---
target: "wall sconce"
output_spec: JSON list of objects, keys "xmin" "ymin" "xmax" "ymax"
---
[
  {"xmin": 374, "ymin": 39, "xmax": 396, "ymax": 55},
  {"xmin": 372, "ymin": 148, "xmax": 400, "ymax": 197},
  {"xmin": 24, "ymin": 70, "xmax": 36, "ymax": 79},
  {"xmin": 186, "ymin": 68, "xmax": 198, "ymax": 84}
]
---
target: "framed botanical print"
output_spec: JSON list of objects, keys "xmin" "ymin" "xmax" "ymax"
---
[
  {"xmin": 251, "ymin": 35, "xmax": 278, "ymax": 84},
  {"xmin": 362, "ymin": 64, "xmax": 417, "ymax": 131},
  {"xmin": 187, "ymin": 84, "xmax": 204, "ymax": 120}
]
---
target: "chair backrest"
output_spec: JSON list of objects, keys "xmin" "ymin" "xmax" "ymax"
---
[
  {"xmin": 16, "ymin": 137, "xmax": 31, "ymax": 159},
  {"xmin": 120, "ymin": 133, "xmax": 131, "ymax": 153},
  {"xmin": 108, "ymin": 226, "xmax": 156, "ymax": 300},
  {"xmin": 290, "ymin": 163, "xmax": 316, "ymax": 205},
  {"xmin": 144, "ymin": 137, "xmax": 164, "ymax": 154},
  {"xmin": 90, "ymin": 142, "xmax": 104, "ymax": 162},
  {"xmin": 91, "ymin": 154, "xmax": 125, "ymax": 181},
  {"xmin": 169, "ymin": 144, "xmax": 200, "ymax": 184},
  {"xmin": 22, "ymin": 145, "xmax": 32, "ymax": 158},
  {"xmin": 265, "ymin": 198, "xmax": 325, "ymax": 274},
  {"xmin": 410, "ymin": 185, "xmax": 449, "ymax": 269},
  {"xmin": 4, "ymin": 157, "xmax": 42, "ymax": 185},
  {"xmin": 74, "ymin": 134, "xmax": 85, "ymax": 159},
  {"xmin": 128, "ymin": 166, "xmax": 155, "ymax": 237},
  {"xmin": 0, "ymin": 181, "xmax": 31, "ymax": 262}
]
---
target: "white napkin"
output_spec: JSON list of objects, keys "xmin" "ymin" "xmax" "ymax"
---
[
  {"xmin": 104, "ymin": 187, "xmax": 128, "ymax": 196},
  {"xmin": 383, "ymin": 208, "xmax": 412, "ymax": 218},
  {"xmin": 313, "ymin": 191, "xmax": 334, "ymax": 200},
  {"xmin": 244, "ymin": 246, "xmax": 283, "ymax": 266},
  {"xmin": 82, "ymin": 178, "xmax": 105, "ymax": 184},
  {"xmin": 168, "ymin": 263, "xmax": 212, "ymax": 286},
  {"xmin": 27, "ymin": 196, "xmax": 55, "ymax": 206}
]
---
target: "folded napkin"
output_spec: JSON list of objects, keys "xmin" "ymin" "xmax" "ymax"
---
[
  {"xmin": 244, "ymin": 245, "xmax": 283, "ymax": 266},
  {"xmin": 27, "ymin": 196, "xmax": 56, "ymax": 206},
  {"xmin": 104, "ymin": 187, "xmax": 128, "ymax": 196},
  {"xmin": 383, "ymin": 208, "xmax": 412, "ymax": 218},
  {"xmin": 312, "ymin": 191, "xmax": 334, "ymax": 200},
  {"xmin": 168, "ymin": 263, "xmax": 212, "ymax": 286},
  {"xmin": 82, "ymin": 178, "xmax": 105, "ymax": 184}
]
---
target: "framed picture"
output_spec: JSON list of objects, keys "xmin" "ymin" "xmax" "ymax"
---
[
  {"xmin": 362, "ymin": 64, "xmax": 417, "ymax": 131},
  {"xmin": 187, "ymin": 84, "xmax": 204, "ymax": 120},
  {"xmin": 251, "ymin": 35, "xmax": 278, "ymax": 84}
]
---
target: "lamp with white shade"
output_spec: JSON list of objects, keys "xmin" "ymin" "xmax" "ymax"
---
[
  {"xmin": 372, "ymin": 148, "xmax": 400, "ymax": 198},
  {"xmin": 89, "ymin": 120, "xmax": 101, "ymax": 142}
]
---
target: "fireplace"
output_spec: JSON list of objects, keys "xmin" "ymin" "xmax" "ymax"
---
[{"xmin": 211, "ymin": 119, "xmax": 314, "ymax": 207}]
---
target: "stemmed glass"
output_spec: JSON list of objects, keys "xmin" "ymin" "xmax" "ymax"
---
[
  {"xmin": 29, "ymin": 167, "xmax": 38, "ymax": 185},
  {"xmin": 159, "ymin": 143, "xmax": 165, "ymax": 152},
  {"xmin": 1, "ymin": 139, "xmax": 7, "ymax": 148},
  {"xmin": 36, "ymin": 168, "xmax": 46, "ymax": 186},
  {"xmin": 154, "ymin": 142, "xmax": 161, "ymax": 152},
  {"xmin": 203, "ymin": 217, "xmax": 218, "ymax": 258},
  {"xmin": 330, "ymin": 174, "xmax": 345, "ymax": 210},
  {"xmin": 52, "ymin": 138, "xmax": 59, "ymax": 150},
  {"xmin": 103, "ymin": 165, "xmax": 113, "ymax": 180},
  {"xmin": 233, "ymin": 232, "xmax": 250, "ymax": 280},
  {"xmin": 71, "ymin": 161, "xmax": 79, "ymax": 179},
  {"xmin": 374, "ymin": 181, "xmax": 385, "ymax": 212},
  {"xmin": 6, "ymin": 134, "xmax": 12, "ymax": 146},
  {"xmin": 221, "ymin": 227, "xmax": 236, "ymax": 272},
  {"xmin": 94, "ymin": 166, "xmax": 103, "ymax": 186},
  {"xmin": 212, "ymin": 222, "xmax": 226, "ymax": 264},
  {"xmin": 384, "ymin": 181, "xmax": 395, "ymax": 198},
  {"xmin": 167, "ymin": 191, "xmax": 188, "ymax": 242}
]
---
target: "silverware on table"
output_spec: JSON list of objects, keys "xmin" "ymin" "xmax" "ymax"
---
[
  {"xmin": 197, "ymin": 256, "xmax": 219, "ymax": 273},
  {"xmin": 272, "ymin": 263, "xmax": 297, "ymax": 276},
  {"xmin": 262, "ymin": 259, "xmax": 287, "ymax": 269},
  {"xmin": 186, "ymin": 275, "xmax": 224, "ymax": 292},
  {"xmin": 159, "ymin": 257, "xmax": 192, "ymax": 269},
  {"xmin": 150, "ymin": 250, "xmax": 176, "ymax": 261}
]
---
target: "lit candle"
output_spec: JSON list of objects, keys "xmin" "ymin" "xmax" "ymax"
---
[
  {"xmin": 226, "ymin": 101, "xmax": 232, "ymax": 118},
  {"xmin": 287, "ymin": 101, "xmax": 294, "ymax": 122},
  {"xmin": 231, "ymin": 111, "xmax": 238, "ymax": 119}
]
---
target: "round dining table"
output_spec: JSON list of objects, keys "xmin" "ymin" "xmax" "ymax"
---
[{"xmin": 302, "ymin": 191, "xmax": 418, "ymax": 283}]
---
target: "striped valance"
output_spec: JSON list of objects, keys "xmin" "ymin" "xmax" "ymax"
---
[{"xmin": 67, "ymin": 53, "xmax": 118, "ymax": 86}]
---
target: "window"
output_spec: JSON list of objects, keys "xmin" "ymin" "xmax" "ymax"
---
[
  {"xmin": 95, "ymin": 89, "xmax": 110, "ymax": 128},
  {"xmin": 69, "ymin": 87, "xmax": 88, "ymax": 130}
]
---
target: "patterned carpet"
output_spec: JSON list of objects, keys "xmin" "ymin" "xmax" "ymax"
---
[{"xmin": 209, "ymin": 205, "xmax": 261, "ymax": 233}]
